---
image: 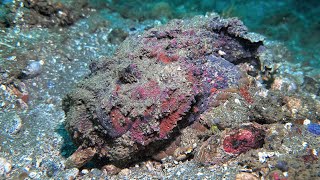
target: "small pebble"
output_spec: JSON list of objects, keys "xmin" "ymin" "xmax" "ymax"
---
[
  {"xmin": 275, "ymin": 160, "xmax": 288, "ymax": 172},
  {"xmin": 6, "ymin": 114, "xmax": 22, "ymax": 135},
  {"xmin": 28, "ymin": 171, "xmax": 38, "ymax": 179},
  {"xmin": 235, "ymin": 172, "xmax": 258, "ymax": 180},
  {"xmin": 90, "ymin": 168, "xmax": 102, "ymax": 176},
  {"xmin": 101, "ymin": 164, "xmax": 121, "ymax": 176},
  {"xmin": 218, "ymin": 50, "xmax": 226, "ymax": 56},
  {"xmin": 81, "ymin": 169, "xmax": 89, "ymax": 175},
  {"xmin": 118, "ymin": 168, "xmax": 130, "ymax": 176},
  {"xmin": 145, "ymin": 161, "xmax": 155, "ymax": 172},
  {"xmin": 0, "ymin": 157, "xmax": 12, "ymax": 176},
  {"xmin": 22, "ymin": 60, "xmax": 42, "ymax": 78},
  {"xmin": 303, "ymin": 119, "xmax": 311, "ymax": 125},
  {"xmin": 61, "ymin": 168, "xmax": 79, "ymax": 180},
  {"xmin": 40, "ymin": 160, "xmax": 59, "ymax": 177}
]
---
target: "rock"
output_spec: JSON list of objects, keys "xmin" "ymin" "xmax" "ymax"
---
[
  {"xmin": 302, "ymin": 76, "xmax": 320, "ymax": 95},
  {"xmin": 65, "ymin": 147, "xmax": 96, "ymax": 168},
  {"xmin": 222, "ymin": 124, "xmax": 265, "ymax": 154},
  {"xmin": 0, "ymin": 157, "xmax": 12, "ymax": 176},
  {"xmin": 118, "ymin": 168, "xmax": 131, "ymax": 176},
  {"xmin": 102, "ymin": 164, "xmax": 121, "ymax": 176},
  {"xmin": 40, "ymin": 159, "xmax": 59, "ymax": 177},
  {"xmin": 90, "ymin": 168, "xmax": 103, "ymax": 177},
  {"xmin": 108, "ymin": 28, "xmax": 129, "ymax": 44},
  {"xmin": 275, "ymin": 160, "xmax": 289, "ymax": 172},
  {"xmin": 20, "ymin": 60, "xmax": 43, "ymax": 79},
  {"xmin": 235, "ymin": 172, "xmax": 258, "ymax": 180},
  {"xmin": 81, "ymin": 169, "xmax": 89, "ymax": 175},
  {"xmin": 28, "ymin": 171, "xmax": 38, "ymax": 179},
  {"xmin": 6, "ymin": 113, "xmax": 22, "ymax": 135},
  {"xmin": 56, "ymin": 168, "xmax": 79, "ymax": 180}
]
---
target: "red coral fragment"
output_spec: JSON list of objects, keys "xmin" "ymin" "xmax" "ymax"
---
[{"xmin": 223, "ymin": 125, "xmax": 264, "ymax": 154}]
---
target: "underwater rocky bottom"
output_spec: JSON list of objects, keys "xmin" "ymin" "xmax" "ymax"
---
[{"xmin": 62, "ymin": 14, "xmax": 320, "ymax": 179}]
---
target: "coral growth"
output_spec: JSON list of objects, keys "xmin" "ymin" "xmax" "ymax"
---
[{"xmin": 223, "ymin": 125, "xmax": 265, "ymax": 154}]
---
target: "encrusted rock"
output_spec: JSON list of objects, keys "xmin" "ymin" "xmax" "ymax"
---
[
  {"xmin": 101, "ymin": 164, "xmax": 121, "ymax": 176},
  {"xmin": 236, "ymin": 172, "xmax": 259, "ymax": 180}
]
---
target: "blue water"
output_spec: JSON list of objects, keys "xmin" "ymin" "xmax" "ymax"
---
[{"xmin": 102, "ymin": 0, "xmax": 320, "ymax": 68}]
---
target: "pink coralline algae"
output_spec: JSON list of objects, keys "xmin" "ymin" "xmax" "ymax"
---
[
  {"xmin": 223, "ymin": 125, "xmax": 265, "ymax": 154},
  {"xmin": 63, "ymin": 14, "xmax": 270, "ymax": 167}
]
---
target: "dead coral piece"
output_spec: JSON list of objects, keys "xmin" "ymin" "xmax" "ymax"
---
[
  {"xmin": 222, "ymin": 125, "xmax": 265, "ymax": 154},
  {"xmin": 65, "ymin": 147, "xmax": 96, "ymax": 168},
  {"xmin": 101, "ymin": 164, "xmax": 121, "ymax": 176},
  {"xmin": 235, "ymin": 172, "xmax": 259, "ymax": 180}
]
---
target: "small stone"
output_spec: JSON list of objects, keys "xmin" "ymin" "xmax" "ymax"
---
[
  {"xmin": 21, "ymin": 60, "xmax": 42, "ymax": 79},
  {"xmin": 234, "ymin": 98, "xmax": 241, "ymax": 105},
  {"xmin": 28, "ymin": 171, "xmax": 38, "ymax": 179},
  {"xmin": 118, "ymin": 168, "xmax": 130, "ymax": 176},
  {"xmin": 235, "ymin": 172, "xmax": 258, "ymax": 180},
  {"xmin": 108, "ymin": 28, "xmax": 128, "ymax": 44},
  {"xmin": 223, "ymin": 125, "xmax": 265, "ymax": 154},
  {"xmin": 258, "ymin": 152, "xmax": 276, "ymax": 163},
  {"xmin": 260, "ymin": 167, "xmax": 269, "ymax": 176},
  {"xmin": 81, "ymin": 169, "xmax": 89, "ymax": 175},
  {"xmin": 0, "ymin": 85, "xmax": 6, "ymax": 91},
  {"xmin": 0, "ymin": 157, "xmax": 12, "ymax": 176},
  {"xmin": 40, "ymin": 160, "xmax": 59, "ymax": 177},
  {"xmin": 58, "ymin": 168, "xmax": 79, "ymax": 180},
  {"xmin": 275, "ymin": 160, "xmax": 288, "ymax": 172},
  {"xmin": 65, "ymin": 147, "xmax": 96, "ymax": 168},
  {"xmin": 176, "ymin": 171, "xmax": 181, "ymax": 176},
  {"xmin": 145, "ymin": 161, "xmax": 155, "ymax": 172},
  {"xmin": 303, "ymin": 119, "xmax": 311, "ymax": 125},
  {"xmin": 90, "ymin": 168, "xmax": 103, "ymax": 176},
  {"xmin": 218, "ymin": 50, "xmax": 226, "ymax": 56},
  {"xmin": 16, "ymin": 99, "xmax": 28, "ymax": 109},
  {"xmin": 101, "ymin": 164, "xmax": 121, "ymax": 176},
  {"xmin": 268, "ymin": 170, "xmax": 286, "ymax": 180},
  {"xmin": 6, "ymin": 113, "xmax": 22, "ymax": 135},
  {"xmin": 284, "ymin": 96, "xmax": 302, "ymax": 113},
  {"xmin": 284, "ymin": 123, "xmax": 292, "ymax": 130}
]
